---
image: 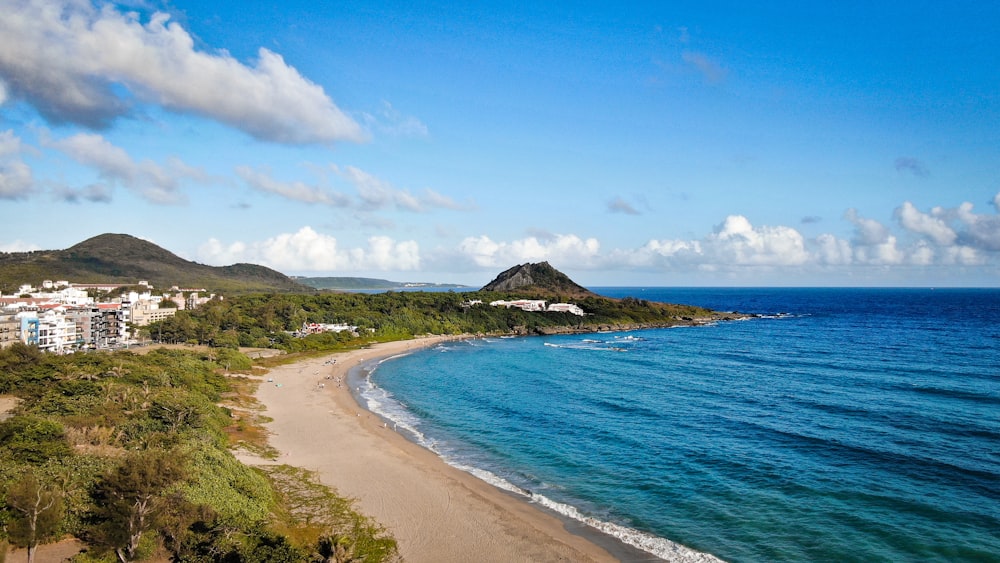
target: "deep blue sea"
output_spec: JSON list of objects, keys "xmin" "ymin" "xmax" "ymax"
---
[{"xmin": 358, "ymin": 288, "xmax": 1000, "ymax": 562}]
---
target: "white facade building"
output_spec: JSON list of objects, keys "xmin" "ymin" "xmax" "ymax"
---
[
  {"xmin": 489, "ymin": 299, "xmax": 548, "ymax": 312},
  {"xmin": 547, "ymin": 303, "xmax": 586, "ymax": 316},
  {"xmin": 35, "ymin": 309, "xmax": 79, "ymax": 353}
]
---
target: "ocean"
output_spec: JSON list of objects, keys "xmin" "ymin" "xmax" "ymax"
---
[{"xmin": 356, "ymin": 288, "xmax": 1000, "ymax": 562}]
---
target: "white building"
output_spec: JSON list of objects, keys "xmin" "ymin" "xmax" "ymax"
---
[
  {"xmin": 34, "ymin": 308, "xmax": 80, "ymax": 353},
  {"xmin": 547, "ymin": 303, "xmax": 586, "ymax": 316},
  {"xmin": 489, "ymin": 299, "xmax": 548, "ymax": 312},
  {"xmin": 128, "ymin": 299, "xmax": 177, "ymax": 326},
  {"xmin": 303, "ymin": 322, "xmax": 358, "ymax": 334}
]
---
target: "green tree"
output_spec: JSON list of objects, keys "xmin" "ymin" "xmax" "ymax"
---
[
  {"xmin": 0, "ymin": 416, "xmax": 71, "ymax": 464},
  {"xmin": 4, "ymin": 473, "xmax": 64, "ymax": 563},
  {"xmin": 89, "ymin": 450, "xmax": 186, "ymax": 562}
]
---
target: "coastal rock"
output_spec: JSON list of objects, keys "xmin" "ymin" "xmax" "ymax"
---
[{"xmin": 481, "ymin": 262, "xmax": 595, "ymax": 297}]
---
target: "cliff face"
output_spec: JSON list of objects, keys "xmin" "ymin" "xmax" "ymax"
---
[
  {"xmin": 480, "ymin": 262, "xmax": 596, "ymax": 297},
  {"xmin": 481, "ymin": 264, "xmax": 536, "ymax": 292}
]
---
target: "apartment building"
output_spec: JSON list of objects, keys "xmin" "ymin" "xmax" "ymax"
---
[{"xmin": 0, "ymin": 312, "xmax": 19, "ymax": 348}]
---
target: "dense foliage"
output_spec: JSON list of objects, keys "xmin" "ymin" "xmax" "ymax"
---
[
  {"xmin": 0, "ymin": 344, "xmax": 398, "ymax": 562},
  {"xmin": 144, "ymin": 290, "xmax": 718, "ymax": 350}
]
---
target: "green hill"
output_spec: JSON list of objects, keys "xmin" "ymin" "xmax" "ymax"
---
[
  {"xmin": 0, "ymin": 233, "xmax": 313, "ymax": 294},
  {"xmin": 480, "ymin": 262, "xmax": 597, "ymax": 298}
]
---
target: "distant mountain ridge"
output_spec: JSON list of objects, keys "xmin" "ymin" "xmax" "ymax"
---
[
  {"xmin": 0, "ymin": 234, "xmax": 312, "ymax": 294},
  {"xmin": 480, "ymin": 262, "xmax": 597, "ymax": 297},
  {"xmin": 295, "ymin": 277, "xmax": 468, "ymax": 291}
]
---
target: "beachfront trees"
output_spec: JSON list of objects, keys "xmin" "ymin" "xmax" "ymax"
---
[
  {"xmin": 145, "ymin": 289, "xmax": 719, "ymax": 352},
  {"xmin": 89, "ymin": 450, "xmax": 187, "ymax": 562},
  {"xmin": 4, "ymin": 473, "xmax": 64, "ymax": 563},
  {"xmin": 0, "ymin": 416, "xmax": 72, "ymax": 465},
  {"xmin": 0, "ymin": 342, "xmax": 402, "ymax": 562}
]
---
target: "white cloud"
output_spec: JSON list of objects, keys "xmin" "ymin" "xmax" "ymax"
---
[
  {"xmin": 909, "ymin": 241, "xmax": 935, "ymax": 266},
  {"xmin": 706, "ymin": 215, "xmax": 809, "ymax": 266},
  {"xmin": 0, "ymin": 160, "xmax": 34, "ymax": 199},
  {"xmin": 608, "ymin": 239, "xmax": 701, "ymax": 268},
  {"xmin": 0, "ymin": 239, "xmax": 42, "ymax": 252},
  {"xmin": 952, "ymin": 200, "xmax": 1000, "ymax": 252},
  {"xmin": 609, "ymin": 216, "xmax": 809, "ymax": 270},
  {"xmin": 235, "ymin": 164, "xmax": 470, "ymax": 214},
  {"xmin": 421, "ymin": 188, "xmax": 472, "ymax": 211},
  {"xmin": 366, "ymin": 236, "xmax": 421, "ymax": 270},
  {"xmin": 197, "ymin": 227, "xmax": 421, "ymax": 272},
  {"xmin": 0, "ymin": 130, "xmax": 33, "ymax": 199},
  {"xmin": 842, "ymin": 208, "xmax": 906, "ymax": 264},
  {"xmin": 0, "ymin": 130, "xmax": 23, "ymax": 157},
  {"xmin": 894, "ymin": 201, "xmax": 957, "ymax": 246},
  {"xmin": 458, "ymin": 234, "xmax": 600, "ymax": 268},
  {"xmin": 46, "ymin": 133, "xmax": 205, "ymax": 204},
  {"xmin": 0, "ymin": 0, "xmax": 364, "ymax": 144},
  {"xmin": 332, "ymin": 164, "xmax": 470, "ymax": 212},
  {"xmin": 449, "ymin": 200, "xmax": 999, "ymax": 280},
  {"xmin": 844, "ymin": 208, "xmax": 891, "ymax": 246},
  {"xmin": 814, "ymin": 233, "xmax": 853, "ymax": 265},
  {"xmin": 891, "ymin": 199, "xmax": 1000, "ymax": 253},
  {"xmin": 236, "ymin": 166, "xmax": 351, "ymax": 207},
  {"xmin": 941, "ymin": 245, "xmax": 981, "ymax": 265}
]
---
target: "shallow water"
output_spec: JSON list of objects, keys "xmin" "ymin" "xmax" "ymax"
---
[{"xmin": 363, "ymin": 288, "xmax": 1000, "ymax": 562}]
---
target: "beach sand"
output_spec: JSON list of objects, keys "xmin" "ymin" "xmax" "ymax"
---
[{"xmin": 236, "ymin": 336, "xmax": 635, "ymax": 563}]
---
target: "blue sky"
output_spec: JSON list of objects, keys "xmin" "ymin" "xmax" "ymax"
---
[{"xmin": 1, "ymin": 1, "xmax": 998, "ymax": 287}]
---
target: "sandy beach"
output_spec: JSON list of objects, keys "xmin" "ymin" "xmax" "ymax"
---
[{"xmin": 236, "ymin": 336, "xmax": 639, "ymax": 563}]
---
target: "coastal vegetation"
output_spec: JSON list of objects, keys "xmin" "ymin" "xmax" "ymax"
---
[
  {"xmin": 0, "ymin": 343, "xmax": 398, "ymax": 562},
  {"xmin": 143, "ymin": 289, "xmax": 723, "ymax": 350}
]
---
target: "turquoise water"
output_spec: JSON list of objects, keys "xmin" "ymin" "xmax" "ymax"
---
[{"xmin": 360, "ymin": 288, "xmax": 1000, "ymax": 562}]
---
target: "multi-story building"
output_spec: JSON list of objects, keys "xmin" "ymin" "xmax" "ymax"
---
[
  {"xmin": 35, "ymin": 307, "xmax": 80, "ymax": 353},
  {"xmin": 129, "ymin": 299, "xmax": 177, "ymax": 326},
  {"xmin": 0, "ymin": 312, "xmax": 20, "ymax": 348},
  {"xmin": 1, "ymin": 280, "xmax": 217, "ymax": 352},
  {"xmin": 64, "ymin": 304, "xmax": 126, "ymax": 349},
  {"xmin": 16, "ymin": 312, "xmax": 40, "ymax": 347}
]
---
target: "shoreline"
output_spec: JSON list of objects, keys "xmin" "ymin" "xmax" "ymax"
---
[
  {"xmin": 348, "ymin": 335, "xmax": 725, "ymax": 563},
  {"xmin": 346, "ymin": 348, "xmax": 674, "ymax": 562},
  {"xmin": 237, "ymin": 335, "xmax": 632, "ymax": 562}
]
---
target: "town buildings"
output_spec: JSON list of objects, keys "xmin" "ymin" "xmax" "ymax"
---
[{"xmin": 0, "ymin": 280, "xmax": 218, "ymax": 353}]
